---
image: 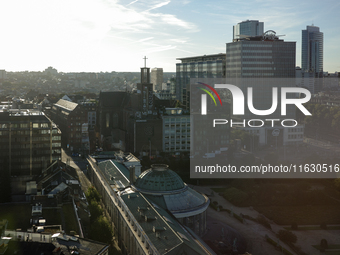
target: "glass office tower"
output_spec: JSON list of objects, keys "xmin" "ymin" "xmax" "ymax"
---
[{"xmin": 233, "ymin": 20, "xmax": 264, "ymax": 41}]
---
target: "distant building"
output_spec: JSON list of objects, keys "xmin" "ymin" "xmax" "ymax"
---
[
  {"xmin": 176, "ymin": 53, "xmax": 226, "ymax": 104},
  {"xmin": 49, "ymin": 99, "xmax": 87, "ymax": 152},
  {"xmin": 296, "ymin": 67, "xmax": 316, "ymax": 94},
  {"xmin": 301, "ymin": 25, "xmax": 323, "ymax": 93},
  {"xmin": 233, "ymin": 20, "xmax": 264, "ymax": 41},
  {"xmin": 43, "ymin": 66, "xmax": 58, "ymax": 76},
  {"xmin": 162, "ymin": 108, "xmax": 190, "ymax": 152},
  {"xmin": 150, "ymin": 67, "xmax": 163, "ymax": 91},
  {"xmin": 98, "ymin": 67, "xmax": 172, "ymax": 156},
  {"xmin": 0, "ymin": 109, "xmax": 61, "ymax": 176},
  {"xmin": 87, "ymin": 158, "xmax": 214, "ymax": 255},
  {"xmin": 301, "ymin": 25, "xmax": 323, "ymax": 74},
  {"xmin": 0, "ymin": 70, "xmax": 7, "ymax": 83},
  {"xmin": 79, "ymin": 101, "xmax": 97, "ymax": 129}
]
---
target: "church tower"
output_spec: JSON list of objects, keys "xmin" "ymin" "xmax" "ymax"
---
[{"xmin": 137, "ymin": 56, "xmax": 154, "ymax": 115}]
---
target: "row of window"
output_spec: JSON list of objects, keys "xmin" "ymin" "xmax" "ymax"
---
[
  {"xmin": 288, "ymin": 128, "xmax": 304, "ymax": 133},
  {"xmin": 0, "ymin": 123, "xmax": 50, "ymax": 129},
  {"xmin": 288, "ymin": 134, "xmax": 303, "ymax": 139}
]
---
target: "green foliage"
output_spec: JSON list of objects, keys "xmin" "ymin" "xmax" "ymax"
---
[
  {"xmin": 277, "ymin": 230, "xmax": 297, "ymax": 244},
  {"xmin": 88, "ymin": 201, "xmax": 103, "ymax": 223},
  {"xmin": 89, "ymin": 216, "xmax": 113, "ymax": 244},
  {"xmin": 222, "ymin": 187, "xmax": 249, "ymax": 206},
  {"xmin": 86, "ymin": 186, "xmax": 101, "ymax": 203}
]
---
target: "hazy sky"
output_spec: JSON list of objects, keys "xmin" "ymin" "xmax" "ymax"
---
[{"xmin": 1, "ymin": 0, "xmax": 339, "ymax": 73}]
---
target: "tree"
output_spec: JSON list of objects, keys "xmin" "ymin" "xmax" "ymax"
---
[
  {"xmin": 88, "ymin": 201, "xmax": 103, "ymax": 223},
  {"xmin": 89, "ymin": 216, "xmax": 113, "ymax": 244},
  {"xmin": 86, "ymin": 186, "xmax": 101, "ymax": 203},
  {"xmin": 277, "ymin": 230, "xmax": 297, "ymax": 244}
]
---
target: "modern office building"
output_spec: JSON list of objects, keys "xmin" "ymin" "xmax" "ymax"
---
[
  {"xmin": 301, "ymin": 25, "xmax": 323, "ymax": 74},
  {"xmin": 226, "ymin": 30, "xmax": 303, "ymax": 146},
  {"xmin": 301, "ymin": 25, "xmax": 323, "ymax": 93},
  {"xmin": 87, "ymin": 158, "xmax": 213, "ymax": 255},
  {"xmin": 0, "ymin": 109, "xmax": 61, "ymax": 176},
  {"xmin": 176, "ymin": 53, "xmax": 226, "ymax": 103},
  {"xmin": 226, "ymin": 30, "xmax": 296, "ymax": 78},
  {"xmin": 162, "ymin": 108, "xmax": 190, "ymax": 152},
  {"xmin": 150, "ymin": 68, "xmax": 163, "ymax": 91},
  {"xmin": 233, "ymin": 20, "xmax": 264, "ymax": 41}
]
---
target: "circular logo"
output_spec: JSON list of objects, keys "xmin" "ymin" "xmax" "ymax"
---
[{"xmin": 272, "ymin": 129, "xmax": 280, "ymax": 137}]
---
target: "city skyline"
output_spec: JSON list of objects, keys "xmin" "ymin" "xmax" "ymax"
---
[{"xmin": 0, "ymin": 0, "xmax": 339, "ymax": 73}]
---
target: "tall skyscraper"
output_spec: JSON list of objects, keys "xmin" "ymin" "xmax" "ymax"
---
[
  {"xmin": 301, "ymin": 25, "xmax": 323, "ymax": 74},
  {"xmin": 301, "ymin": 25, "xmax": 323, "ymax": 93},
  {"xmin": 233, "ymin": 20, "xmax": 264, "ymax": 41},
  {"xmin": 226, "ymin": 30, "xmax": 303, "ymax": 146}
]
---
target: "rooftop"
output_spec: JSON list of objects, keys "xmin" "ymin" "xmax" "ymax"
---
[
  {"xmin": 54, "ymin": 99, "xmax": 78, "ymax": 112},
  {"xmin": 134, "ymin": 164, "xmax": 185, "ymax": 192},
  {"xmin": 52, "ymin": 234, "xmax": 109, "ymax": 255},
  {"xmin": 177, "ymin": 53, "xmax": 226, "ymax": 62}
]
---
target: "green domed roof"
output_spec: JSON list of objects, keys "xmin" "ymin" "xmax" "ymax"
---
[{"xmin": 134, "ymin": 164, "xmax": 185, "ymax": 192}]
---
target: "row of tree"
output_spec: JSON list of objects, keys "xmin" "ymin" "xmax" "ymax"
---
[{"xmin": 85, "ymin": 187, "xmax": 113, "ymax": 244}]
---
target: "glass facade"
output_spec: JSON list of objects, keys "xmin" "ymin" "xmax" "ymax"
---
[
  {"xmin": 226, "ymin": 39, "xmax": 296, "ymax": 121},
  {"xmin": 0, "ymin": 111, "xmax": 61, "ymax": 176},
  {"xmin": 233, "ymin": 20, "xmax": 264, "ymax": 40},
  {"xmin": 226, "ymin": 40, "xmax": 296, "ymax": 78},
  {"xmin": 176, "ymin": 54, "xmax": 226, "ymax": 103},
  {"xmin": 162, "ymin": 115, "xmax": 190, "ymax": 152},
  {"xmin": 301, "ymin": 26, "xmax": 323, "ymax": 74},
  {"xmin": 301, "ymin": 25, "xmax": 323, "ymax": 93}
]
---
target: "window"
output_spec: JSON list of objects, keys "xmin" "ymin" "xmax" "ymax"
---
[
  {"xmin": 106, "ymin": 113, "xmax": 110, "ymax": 128},
  {"xmin": 33, "ymin": 123, "xmax": 39, "ymax": 128}
]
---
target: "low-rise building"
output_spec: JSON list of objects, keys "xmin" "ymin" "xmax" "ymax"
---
[{"xmin": 87, "ymin": 157, "xmax": 214, "ymax": 255}]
